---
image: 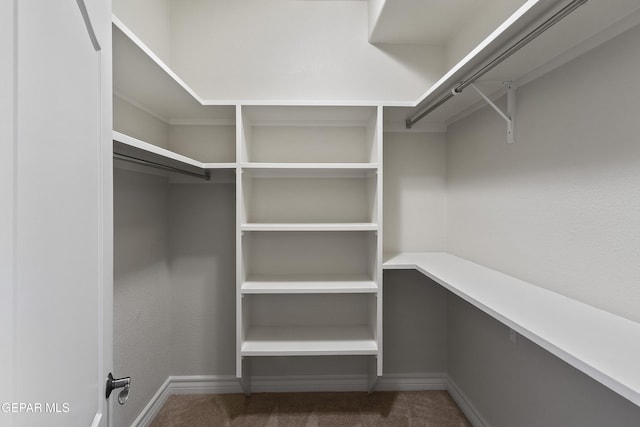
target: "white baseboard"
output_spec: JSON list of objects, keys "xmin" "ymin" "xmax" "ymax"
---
[
  {"xmin": 130, "ymin": 376, "xmax": 171, "ymax": 427},
  {"xmin": 377, "ymin": 373, "xmax": 448, "ymax": 391},
  {"xmin": 447, "ymin": 377, "xmax": 491, "ymax": 427},
  {"xmin": 170, "ymin": 375, "xmax": 243, "ymax": 394},
  {"xmin": 131, "ymin": 372, "xmax": 448, "ymax": 426}
]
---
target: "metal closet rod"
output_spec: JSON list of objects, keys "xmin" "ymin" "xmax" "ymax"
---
[
  {"xmin": 113, "ymin": 153, "xmax": 211, "ymax": 181},
  {"xmin": 406, "ymin": 0, "xmax": 589, "ymax": 129}
]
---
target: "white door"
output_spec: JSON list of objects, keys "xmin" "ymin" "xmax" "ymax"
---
[{"xmin": 1, "ymin": 1, "xmax": 113, "ymax": 426}]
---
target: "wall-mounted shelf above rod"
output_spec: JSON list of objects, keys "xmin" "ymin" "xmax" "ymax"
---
[
  {"xmin": 405, "ymin": 0, "xmax": 587, "ymax": 129},
  {"xmin": 113, "ymin": 131, "xmax": 211, "ymax": 180}
]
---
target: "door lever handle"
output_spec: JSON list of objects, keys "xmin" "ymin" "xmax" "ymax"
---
[{"xmin": 106, "ymin": 373, "xmax": 131, "ymax": 405}]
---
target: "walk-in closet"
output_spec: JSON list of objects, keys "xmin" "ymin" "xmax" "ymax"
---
[{"xmin": 5, "ymin": 1, "xmax": 640, "ymax": 426}]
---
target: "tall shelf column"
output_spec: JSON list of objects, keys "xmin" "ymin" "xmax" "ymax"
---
[{"xmin": 235, "ymin": 105, "xmax": 383, "ymax": 393}]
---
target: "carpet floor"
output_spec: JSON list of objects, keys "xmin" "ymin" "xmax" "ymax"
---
[{"xmin": 149, "ymin": 390, "xmax": 472, "ymax": 426}]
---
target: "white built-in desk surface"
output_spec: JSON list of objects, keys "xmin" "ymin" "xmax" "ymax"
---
[{"xmin": 383, "ymin": 252, "xmax": 640, "ymax": 407}]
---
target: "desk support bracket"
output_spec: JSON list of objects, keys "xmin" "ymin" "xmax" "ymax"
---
[{"xmin": 470, "ymin": 82, "xmax": 516, "ymax": 144}]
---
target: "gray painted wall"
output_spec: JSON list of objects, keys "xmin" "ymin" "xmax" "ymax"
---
[
  {"xmin": 383, "ymin": 132, "xmax": 447, "ymax": 254},
  {"xmin": 448, "ymin": 296, "xmax": 640, "ymax": 426},
  {"xmin": 113, "ymin": 95, "xmax": 169, "ymax": 149},
  {"xmin": 445, "ymin": 22, "xmax": 640, "ymax": 426},
  {"xmin": 446, "ymin": 23, "xmax": 640, "ymax": 324},
  {"xmin": 114, "ymin": 169, "xmax": 172, "ymax": 427},
  {"xmin": 384, "ymin": 270, "xmax": 447, "ymax": 376},
  {"xmin": 168, "ymin": 183, "xmax": 236, "ymax": 376}
]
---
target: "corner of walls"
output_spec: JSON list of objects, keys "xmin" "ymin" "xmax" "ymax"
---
[
  {"xmin": 383, "ymin": 131, "xmax": 447, "ymax": 254},
  {"xmin": 113, "ymin": 96, "xmax": 170, "ymax": 148}
]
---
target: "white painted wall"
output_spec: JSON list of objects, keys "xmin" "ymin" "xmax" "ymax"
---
[
  {"xmin": 448, "ymin": 296, "xmax": 640, "ymax": 426},
  {"xmin": 113, "ymin": 0, "xmax": 171, "ymax": 65},
  {"xmin": 169, "ymin": 125, "xmax": 236, "ymax": 163},
  {"xmin": 168, "ymin": 0, "xmax": 443, "ymax": 101},
  {"xmin": 383, "ymin": 132, "xmax": 447, "ymax": 254},
  {"xmin": 114, "ymin": 169, "xmax": 172, "ymax": 427},
  {"xmin": 446, "ymin": 23, "xmax": 640, "ymax": 323}
]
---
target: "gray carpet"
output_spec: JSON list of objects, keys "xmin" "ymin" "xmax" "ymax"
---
[{"xmin": 150, "ymin": 390, "xmax": 472, "ymax": 426}]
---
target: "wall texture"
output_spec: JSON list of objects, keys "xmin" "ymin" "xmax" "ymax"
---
[
  {"xmin": 383, "ymin": 132, "xmax": 447, "ymax": 254},
  {"xmin": 114, "ymin": 169, "xmax": 172, "ymax": 427},
  {"xmin": 448, "ymin": 296, "xmax": 640, "ymax": 426},
  {"xmin": 113, "ymin": 0, "xmax": 172, "ymax": 64},
  {"xmin": 168, "ymin": 0, "xmax": 443, "ymax": 101},
  {"xmin": 445, "ymin": 21, "xmax": 640, "ymax": 426},
  {"xmin": 165, "ymin": 180, "xmax": 448, "ymax": 379},
  {"xmin": 113, "ymin": 96, "xmax": 170, "ymax": 149},
  {"xmin": 383, "ymin": 270, "xmax": 447, "ymax": 376},
  {"xmin": 168, "ymin": 183, "xmax": 237, "ymax": 376},
  {"xmin": 446, "ymin": 23, "xmax": 640, "ymax": 323}
]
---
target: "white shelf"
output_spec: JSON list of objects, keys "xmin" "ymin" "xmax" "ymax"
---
[
  {"xmin": 241, "ymin": 325, "xmax": 378, "ymax": 356},
  {"xmin": 242, "ymin": 274, "xmax": 377, "ymax": 294},
  {"xmin": 114, "ymin": 131, "xmax": 201, "ymax": 167},
  {"xmin": 112, "ymin": 16, "xmax": 235, "ymax": 123},
  {"xmin": 241, "ymin": 163, "xmax": 378, "ymax": 169},
  {"xmin": 203, "ymin": 163, "xmax": 237, "ymax": 169},
  {"xmin": 241, "ymin": 163, "xmax": 378, "ymax": 178},
  {"xmin": 241, "ymin": 223, "xmax": 378, "ymax": 232},
  {"xmin": 383, "ymin": 252, "xmax": 640, "ymax": 407},
  {"xmin": 385, "ymin": 1, "xmax": 640, "ymax": 130},
  {"xmin": 113, "ymin": 131, "xmax": 236, "ymax": 174}
]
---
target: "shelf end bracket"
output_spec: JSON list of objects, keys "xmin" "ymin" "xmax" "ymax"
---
[{"xmin": 470, "ymin": 82, "xmax": 516, "ymax": 144}]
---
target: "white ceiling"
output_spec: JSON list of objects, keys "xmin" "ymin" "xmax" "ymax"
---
[{"xmin": 369, "ymin": 0, "xmax": 486, "ymax": 44}]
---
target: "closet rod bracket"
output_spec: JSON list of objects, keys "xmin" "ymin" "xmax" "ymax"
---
[{"xmin": 470, "ymin": 82, "xmax": 516, "ymax": 144}]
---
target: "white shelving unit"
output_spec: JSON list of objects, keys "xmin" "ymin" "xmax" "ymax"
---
[
  {"xmin": 113, "ymin": 16, "xmax": 385, "ymax": 393},
  {"xmin": 237, "ymin": 105, "xmax": 383, "ymax": 393}
]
